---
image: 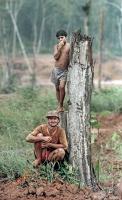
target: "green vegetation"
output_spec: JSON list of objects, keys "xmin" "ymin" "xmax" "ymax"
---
[
  {"xmin": 0, "ymin": 87, "xmax": 122, "ymax": 183},
  {"xmin": 0, "ymin": 87, "xmax": 56, "ymax": 149},
  {"xmin": 94, "ymin": 131, "xmax": 122, "ymax": 183},
  {"xmin": 38, "ymin": 161, "xmax": 80, "ymax": 185},
  {"xmin": 0, "ymin": 150, "xmax": 34, "ymax": 179},
  {"xmin": 0, "ymin": 87, "xmax": 56, "ymax": 179},
  {"xmin": 91, "ymin": 88, "xmax": 122, "ymax": 113}
]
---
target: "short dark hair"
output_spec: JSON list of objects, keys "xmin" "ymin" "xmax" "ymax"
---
[{"xmin": 56, "ymin": 30, "xmax": 67, "ymax": 38}]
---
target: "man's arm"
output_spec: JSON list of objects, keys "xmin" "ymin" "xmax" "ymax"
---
[
  {"xmin": 26, "ymin": 133, "xmax": 51, "ymax": 143},
  {"xmin": 53, "ymin": 41, "xmax": 64, "ymax": 60},
  {"xmin": 26, "ymin": 125, "xmax": 52, "ymax": 144},
  {"xmin": 26, "ymin": 133, "xmax": 41, "ymax": 143},
  {"xmin": 59, "ymin": 128, "xmax": 68, "ymax": 150},
  {"xmin": 41, "ymin": 142, "xmax": 64, "ymax": 149}
]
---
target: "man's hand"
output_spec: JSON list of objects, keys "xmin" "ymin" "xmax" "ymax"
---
[
  {"xmin": 41, "ymin": 142, "xmax": 51, "ymax": 148},
  {"xmin": 42, "ymin": 136, "xmax": 52, "ymax": 143},
  {"xmin": 37, "ymin": 133, "xmax": 43, "ymax": 139},
  {"xmin": 58, "ymin": 41, "xmax": 64, "ymax": 49},
  {"xmin": 62, "ymin": 37, "xmax": 66, "ymax": 44}
]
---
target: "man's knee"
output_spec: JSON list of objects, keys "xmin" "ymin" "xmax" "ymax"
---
[
  {"xmin": 34, "ymin": 142, "xmax": 42, "ymax": 149},
  {"xmin": 48, "ymin": 148, "xmax": 65, "ymax": 161},
  {"xmin": 55, "ymin": 148, "xmax": 65, "ymax": 159},
  {"xmin": 59, "ymin": 80, "xmax": 66, "ymax": 89},
  {"xmin": 59, "ymin": 85, "xmax": 65, "ymax": 91},
  {"xmin": 58, "ymin": 148, "xmax": 65, "ymax": 154},
  {"xmin": 55, "ymin": 85, "xmax": 59, "ymax": 91}
]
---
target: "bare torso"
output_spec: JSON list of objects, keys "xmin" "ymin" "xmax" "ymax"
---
[{"xmin": 54, "ymin": 43, "xmax": 70, "ymax": 70}]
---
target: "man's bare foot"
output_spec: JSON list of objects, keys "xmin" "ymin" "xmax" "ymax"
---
[
  {"xmin": 57, "ymin": 106, "xmax": 64, "ymax": 113},
  {"xmin": 33, "ymin": 159, "xmax": 41, "ymax": 168}
]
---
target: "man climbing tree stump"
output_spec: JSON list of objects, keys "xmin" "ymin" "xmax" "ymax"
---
[{"xmin": 67, "ymin": 31, "xmax": 99, "ymax": 190}]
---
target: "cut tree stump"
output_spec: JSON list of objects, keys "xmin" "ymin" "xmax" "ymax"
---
[
  {"xmin": 59, "ymin": 111, "xmax": 70, "ymax": 152},
  {"xmin": 65, "ymin": 31, "xmax": 100, "ymax": 190}
]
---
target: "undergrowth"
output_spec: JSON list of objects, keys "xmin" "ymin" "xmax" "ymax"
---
[
  {"xmin": 0, "ymin": 86, "xmax": 122, "ymax": 183},
  {"xmin": 91, "ymin": 87, "xmax": 122, "ymax": 113}
]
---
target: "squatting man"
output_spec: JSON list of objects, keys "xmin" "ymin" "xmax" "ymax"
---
[{"xmin": 26, "ymin": 111, "xmax": 68, "ymax": 167}]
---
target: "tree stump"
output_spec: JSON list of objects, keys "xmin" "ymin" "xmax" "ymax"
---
[
  {"xmin": 59, "ymin": 111, "xmax": 70, "ymax": 153},
  {"xmin": 67, "ymin": 31, "xmax": 99, "ymax": 190}
]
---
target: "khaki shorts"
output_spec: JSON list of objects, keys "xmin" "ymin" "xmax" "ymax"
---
[{"xmin": 51, "ymin": 68, "xmax": 68, "ymax": 86}]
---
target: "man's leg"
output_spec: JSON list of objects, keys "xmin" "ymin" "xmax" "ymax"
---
[
  {"xmin": 48, "ymin": 148, "xmax": 65, "ymax": 162},
  {"xmin": 58, "ymin": 80, "xmax": 66, "ymax": 112},
  {"xmin": 33, "ymin": 142, "xmax": 42, "ymax": 167},
  {"xmin": 55, "ymin": 85, "xmax": 60, "ymax": 105}
]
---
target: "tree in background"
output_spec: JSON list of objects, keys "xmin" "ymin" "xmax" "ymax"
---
[
  {"xmin": 82, "ymin": 0, "xmax": 92, "ymax": 35},
  {"xmin": 0, "ymin": 0, "xmax": 122, "ymax": 55},
  {"xmin": 0, "ymin": 0, "xmax": 122, "ymax": 92},
  {"xmin": 106, "ymin": 0, "xmax": 122, "ymax": 49},
  {"xmin": 98, "ymin": 10, "xmax": 104, "ymax": 90}
]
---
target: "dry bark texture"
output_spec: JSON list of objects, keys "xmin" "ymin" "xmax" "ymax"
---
[{"xmin": 67, "ymin": 31, "xmax": 98, "ymax": 189}]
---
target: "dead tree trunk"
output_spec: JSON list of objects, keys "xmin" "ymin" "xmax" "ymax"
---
[
  {"xmin": 59, "ymin": 112, "xmax": 70, "ymax": 152},
  {"xmin": 67, "ymin": 31, "xmax": 99, "ymax": 190}
]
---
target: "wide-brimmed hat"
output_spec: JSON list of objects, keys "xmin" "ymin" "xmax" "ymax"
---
[{"xmin": 46, "ymin": 110, "xmax": 59, "ymax": 118}]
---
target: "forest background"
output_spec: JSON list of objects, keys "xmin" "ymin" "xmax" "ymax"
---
[{"xmin": 0, "ymin": 0, "xmax": 122, "ymax": 54}]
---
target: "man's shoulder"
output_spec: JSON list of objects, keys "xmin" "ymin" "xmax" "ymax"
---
[
  {"xmin": 66, "ymin": 42, "xmax": 70, "ymax": 47},
  {"xmin": 66, "ymin": 42, "xmax": 70, "ymax": 45},
  {"xmin": 36, "ymin": 124, "xmax": 47, "ymax": 129},
  {"xmin": 65, "ymin": 42, "xmax": 70, "ymax": 50},
  {"xmin": 40, "ymin": 124, "xmax": 47, "ymax": 128},
  {"xmin": 57, "ymin": 126, "xmax": 65, "ymax": 133}
]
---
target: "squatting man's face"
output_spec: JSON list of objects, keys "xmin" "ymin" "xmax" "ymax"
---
[{"xmin": 48, "ymin": 116, "xmax": 59, "ymax": 127}]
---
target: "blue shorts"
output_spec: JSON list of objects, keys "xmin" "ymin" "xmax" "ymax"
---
[{"xmin": 51, "ymin": 68, "xmax": 68, "ymax": 86}]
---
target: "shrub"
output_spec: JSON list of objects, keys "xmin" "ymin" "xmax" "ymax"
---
[{"xmin": 91, "ymin": 88, "xmax": 122, "ymax": 112}]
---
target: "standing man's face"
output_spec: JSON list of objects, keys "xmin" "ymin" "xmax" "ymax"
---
[{"xmin": 58, "ymin": 36, "xmax": 66, "ymax": 43}]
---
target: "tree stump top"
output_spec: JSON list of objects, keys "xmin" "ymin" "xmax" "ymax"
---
[{"xmin": 70, "ymin": 30, "xmax": 93, "ymax": 67}]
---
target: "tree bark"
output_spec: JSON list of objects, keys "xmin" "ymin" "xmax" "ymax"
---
[
  {"xmin": 59, "ymin": 111, "xmax": 70, "ymax": 146},
  {"xmin": 67, "ymin": 31, "xmax": 99, "ymax": 190}
]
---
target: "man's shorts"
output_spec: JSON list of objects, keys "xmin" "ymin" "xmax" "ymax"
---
[
  {"xmin": 34, "ymin": 148, "xmax": 51, "ymax": 161},
  {"xmin": 51, "ymin": 68, "xmax": 68, "ymax": 86}
]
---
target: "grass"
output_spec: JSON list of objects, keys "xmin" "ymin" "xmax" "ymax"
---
[
  {"xmin": 91, "ymin": 87, "xmax": 122, "ymax": 113},
  {"xmin": 38, "ymin": 161, "xmax": 80, "ymax": 185},
  {"xmin": 0, "ymin": 87, "xmax": 56, "ymax": 149},
  {"xmin": 0, "ymin": 86, "xmax": 122, "ymax": 183},
  {"xmin": 0, "ymin": 86, "xmax": 57, "ymax": 179},
  {"xmin": 92, "ymin": 130, "xmax": 122, "ymax": 184},
  {"xmin": 0, "ymin": 149, "xmax": 34, "ymax": 179}
]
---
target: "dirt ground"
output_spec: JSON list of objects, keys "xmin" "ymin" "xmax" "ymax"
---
[
  {"xmin": 0, "ymin": 113, "xmax": 122, "ymax": 200},
  {"xmin": 20, "ymin": 55, "xmax": 122, "ymax": 86},
  {"xmin": 0, "ymin": 178, "xmax": 121, "ymax": 200},
  {"xmin": 0, "ymin": 54, "xmax": 122, "ymax": 86}
]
